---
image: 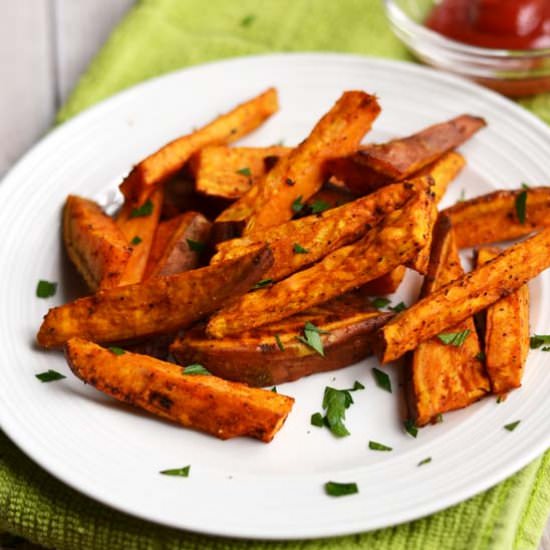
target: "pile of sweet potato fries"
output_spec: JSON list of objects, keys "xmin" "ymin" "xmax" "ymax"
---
[{"xmin": 36, "ymin": 88, "xmax": 550, "ymax": 442}]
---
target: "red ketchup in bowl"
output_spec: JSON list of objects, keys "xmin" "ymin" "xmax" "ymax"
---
[{"xmin": 426, "ymin": 0, "xmax": 550, "ymax": 49}]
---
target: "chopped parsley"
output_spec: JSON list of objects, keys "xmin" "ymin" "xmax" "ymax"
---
[
  {"xmin": 418, "ymin": 457, "xmax": 432, "ymax": 467},
  {"xmin": 372, "ymin": 297, "xmax": 391, "ymax": 309},
  {"xmin": 310, "ymin": 199, "xmax": 331, "ymax": 214},
  {"xmin": 369, "ymin": 441, "xmax": 392, "ymax": 452},
  {"xmin": 435, "ymin": 413, "xmax": 444, "ymax": 423},
  {"xmin": 324, "ymin": 481, "xmax": 358, "ymax": 497},
  {"xmin": 504, "ymin": 420, "xmax": 520, "ymax": 431},
  {"xmin": 186, "ymin": 239, "xmax": 206, "ymax": 253},
  {"xmin": 311, "ymin": 412, "xmax": 324, "ymax": 427},
  {"xmin": 320, "ymin": 382, "xmax": 365, "ymax": 437},
  {"xmin": 530, "ymin": 334, "xmax": 550, "ymax": 349},
  {"xmin": 496, "ymin": 395, "xmax": 505, "ymax": 404},
  {"xmin": 437, "ymin": 329, "xmax": 471, "ymax": 347},
  {"xmin": 372, "ymin": 367, "xmax": 392, "ymax": 393},
  {"xmin": 476, "ymin": 351, "xmax": 486, "ymax": 361},
  {"xmin": 236, "ymin": 167, "xmax": 251, "ymax": 177},
  {"xmin": 108, "ymin": 346, "xmax": 126, "ymax": 356},
  {"xmin": 389, "ymin": 302, "xmax": 407, "ymax": 313},
  {"xmin": 296, "ymin": 322, "xmax": 329, "ymax": 357},
  {"xmin": 35, "ymin": 370, "xmax": 66, "ymax": 383},
  {"xmin": 130, "ymin": 235, "xmax": 142, "ymax": 246},
  {"xmin": 252, "ymin": 278, "xmax": 273, "ymax": 289},
  {"xmin": 274, "ymin": 334, "xmax": 285, "ymax": 351},
  {"xmin": 183, "ymin": 364, "xmax": 211, "ymax": 375},
  {"xmin": 293, "ymin": 243, "xmax": 309, "ymax": 254},
  {"xmin": 159, "ymin": 465, "xmax": 190, "ymax": 477},
  {"xmin": 404, "ymin": 419, "xmax": 418, "ymax": 438},
  {"xmin": 36, "ymin": 280, "xmax": 57, "ymax": 298},
  {"xmin": 129, "ymin": 199, "xmax": 153, "ymax": 218},
  {"xmin": 515, "ymin": 188, "xmax": 528, "ymax": 225},
  {"xmin": 291, "ymin": 195, "xmax": 305, "ymax": 214},
  {"xmin": 271, "ymin": 386, "xmax": 277, "ymax": 393},
  {"xmin": 240, "ymin": 14, "xmax": 256, "ymax": 27}
]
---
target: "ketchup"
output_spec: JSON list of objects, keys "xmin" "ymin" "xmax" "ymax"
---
[{"xmin": 426, "ymin": 0, "xmax": 550, "ymax": 49}]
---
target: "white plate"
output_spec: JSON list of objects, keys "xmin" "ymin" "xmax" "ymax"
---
[{"xmin": 1, "ymin": 54, "xmax": 549, "ymax": 540}]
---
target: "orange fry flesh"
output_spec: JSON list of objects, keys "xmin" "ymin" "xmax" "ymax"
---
[
  {"xmin": 65, "ymin": 338, "xmax": 294, "ymax": 442},
  {"xmin": 120, "ymin": 88, "xmax": 279, "ymax": 206}
]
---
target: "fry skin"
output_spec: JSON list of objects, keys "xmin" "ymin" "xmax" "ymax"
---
[
  {"xmin": 171, "ymin": 293, "xmax": 392, "ymax": 387},
  {"xmin": 144, "ymin": 211, "xmax": 211, "ymax": 278},
  {"xmin": 215, "ymin": 91, "xmax": 381, "ymax": 237},
  {"xmin": 444, "ymin": 187, "xmax": 550, "ymax": 248},
  {"xmin": 37, "ymin": 244, "xmax": 273, "ymax": 348},
  {"xmin": 207, "ymin": 188, "xmax": 436, "ymax": 337},
  {"xmin": 191, "ymin": 145, "xmax": 290, "ymax": 200},
  {"xmin": 212, "ymin": 180, "xmax": 426, "ymax": 282},
  {"xmin": 63, "ymin": 195, "xmax": 131, "ymax": 291},
  {"xmin": 375, "ymin": 226, "xmax": 550, "ymax": 363},
  {"xmin": 120, "ymin": 88, "xmax": 279, "ymax": 206},
  {"xmin": 406, "ymin": 216, "xmax": 490, "ymax": 426},
  {"xmin": 117, "ymin": 188, "xmax": 164, "ymax": 286},
  {"xmin": 358, "ymin": 114, "xmax": 485, "ymax": 180},
  {"xmin": 476, "ymin": 247, "xmax": 530, "ymax": 396},
  {"xmin": 65, "ymin": 338, "xmax": 293, "ymax": 442},
  {"xmin": 327, "ymin": 116, "xmax": 478, "ymax": 195}
]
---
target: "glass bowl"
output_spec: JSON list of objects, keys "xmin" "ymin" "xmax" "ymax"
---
[{"xmin": 383, "ymin": 0, "xmax": 550, "ymax": 97}]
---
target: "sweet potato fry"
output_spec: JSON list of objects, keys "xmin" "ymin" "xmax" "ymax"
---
[
  {"xmin": 406, "ymin": 216, "xmax": 490, "ymax": 426},
  {"xmin": 375, "ymin": 227, "xmax": 550, "ymax": 363},
  {"xmin": 117, "ymin": 188, "xmax": 164, "ymax": 285},
  {"xmin": 326, "ymin": 116, "xmax": 478, "ymax": 195},
  {"xmin": 171, "ymin": 293, "xmax": 392, "ymax": 386},
  {"xmin": 359, "ymin": 114, "xmax": 485, "ymax": 180},
  {"xmin": 476, "ymin": 247, "xmax": 530, "ymax": 396},
  {"xmin": 211, "ymin": 180, "xmax": 425, "ymax": 282},
  {"xmin": 414, "ymin": 151, "xmax": 466, "ymax": 203},
  {"xmin": 443, "ymin": 187, "xmax": 550, "ymax": 248},
  {"xmin": 207, "ymin": 188, "xmax": 436, "ymax": 337},
  {"xmin": 63, "ymin": 195, "xmax": 131, "ymax": 291},
  {"xmin": 144, "ymin": 211, "xmax": 211, "ymax": 278},
  {"xmin": 214, "ymin": 91, "xmax": 381, "ymax": 238},
  {"xmin": 120, "ymin": 88, "xmax": 279, "ymax": 206},
  {"xmin": 37, "ymin": 244, "xmax": 273, "ymax": 348},
  {"xmin": 65, "ymin": 338, "xmax": 293, "ymax": 442},
  {"xmin": 192, "ymin": 145, "xmax": 290, "ymax": 200}
]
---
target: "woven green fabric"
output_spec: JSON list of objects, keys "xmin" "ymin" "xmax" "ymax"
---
[{"xmin": 2, "ymin": 0, "xmax": 550, "ymax": 548}]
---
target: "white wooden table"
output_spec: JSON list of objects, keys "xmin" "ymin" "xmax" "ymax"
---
[{"xmin": 0, "ymin": 2, "xmax": 548, "ymax": 549}]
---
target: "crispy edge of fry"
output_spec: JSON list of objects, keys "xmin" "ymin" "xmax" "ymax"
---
[
  {"xmin": 214, "ymin": 91, "xmax": 381, "ymax": 237},
  {"xmin": 405, "ymin": 216, "xmax": 490, "ymax": 426},
  {"xmin": 192, "ymin": 145, "xmax": 291, "ymax": 200},
  {"xmin": 358, "ymin": 114, "xmax": 486, "ymax": 179},
  {"xmin": 206, "ymin": 188, "xmax": 435, "ymax": 337},
  {"xmin": 375, "ymin": 226, "xmax": 550, "ymax": 364},
  {"xmin": 116, "ymin": 187, "xmax": 164, "ymax": 286},
  {"xmin": 443, "ymin": 187, "xmax": 550, "ymax": 248},
  {"xmin": 211, "ymin": 180, "xmax": 422, "ymax": 281},
  {"xmin": 63, "ymin": 195, "xmax": 131, "ymax": 291},
  {"xmin": 120, "ymin": 88, "xmax": 279, "ymax": 206},
  {"xmin": 145, "ymin": 211, "xmax": 212, "ymax": 278},
  {"xmin": 65, "ymin": 338, "xmax": 294, "ymax": 442},
  {"xmin": 37, "ymin": 244, "xmax": 273, "ymax": 349},
  {"xmin": 476, "ymin": 247, "xmax": 530, "ymax": 396}
]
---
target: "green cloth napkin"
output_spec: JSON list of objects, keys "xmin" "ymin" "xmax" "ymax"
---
[{"xmin": 2, "ymin": 0, "xmax": 550, "ymax": 548}]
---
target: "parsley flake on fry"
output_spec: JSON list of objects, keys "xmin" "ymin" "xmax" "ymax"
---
[
  {"xmin": 129, "ymin": 199, "xmax": 153, "ymax": 218},
  {"xmin": 437, "ymin": 329, "xmax": 471, "ymax": 347}
]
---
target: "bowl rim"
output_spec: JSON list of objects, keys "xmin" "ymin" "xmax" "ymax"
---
[{"xmin": 383, "ymin": 0, "xmax": 550, "ymax": 58}]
